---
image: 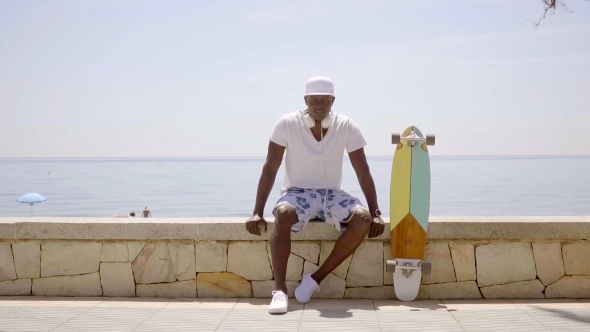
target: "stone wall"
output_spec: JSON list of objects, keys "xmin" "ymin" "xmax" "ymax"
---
[{"xmin": 1, "ymin": 239, "xmax": 589, "ymax": 299}]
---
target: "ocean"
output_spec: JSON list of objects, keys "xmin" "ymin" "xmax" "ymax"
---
[{"xmin": 0, "ymin": 156, "xmax": 589, "ymax": 218}]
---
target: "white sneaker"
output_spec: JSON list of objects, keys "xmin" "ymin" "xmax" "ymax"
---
[
  {"xmin": 268, "ymin": 290, "xmax": 288, "ymax": 314},
  {"xmin": 295, "ymin": 273, "xmax": 320, "ymax": 304}
]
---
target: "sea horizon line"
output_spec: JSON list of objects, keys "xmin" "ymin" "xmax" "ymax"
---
[{"xmin": 0, "ymin": 154, "xmax": 589, "ymax": 161}]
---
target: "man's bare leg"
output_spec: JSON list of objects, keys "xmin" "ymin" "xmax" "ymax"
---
[
  {"xmin": 311, "ymin": 209, "xmax": 372, "ymax": 283},
  {"xmin": 270, "ymin": 204, "xmax": 299, "ymax": 293}
]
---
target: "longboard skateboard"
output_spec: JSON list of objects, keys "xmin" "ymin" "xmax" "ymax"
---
[{"xmin": 386, "ymin": 126, "xmax": 435, "ymax": 301}]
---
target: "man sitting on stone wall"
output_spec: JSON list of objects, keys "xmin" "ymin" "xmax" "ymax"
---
[{"xmin": 245, "ymin": 76, "xmax": 385, "ymax": 314}]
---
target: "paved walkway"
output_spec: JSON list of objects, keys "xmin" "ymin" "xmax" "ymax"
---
[{"xmin": 1, "ymin": 297, "xmax": 589, "ymax": 331}]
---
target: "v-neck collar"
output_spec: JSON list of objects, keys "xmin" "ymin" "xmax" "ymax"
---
[
  {"xmin": 308, "ymin": 126, "xmax": 329, "ymax": 143},
  {"xmin": 302, "ymin": 110, "xmax": 334, "ymax": 143}
]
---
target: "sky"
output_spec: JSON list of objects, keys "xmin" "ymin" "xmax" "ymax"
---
[{"xmin": 1, "ymin": 0, "xmax": 589, "ymax": 158}]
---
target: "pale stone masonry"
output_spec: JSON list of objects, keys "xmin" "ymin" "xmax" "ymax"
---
[{"xmin": 0, "ymin": 216, "xmax": 589, "ymax": 299}]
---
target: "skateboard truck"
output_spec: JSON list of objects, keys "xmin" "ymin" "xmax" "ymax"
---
[
  {"xmin": 386, "ymin": 259, "xmax": 432, "ymax": 276},
  {"xmin": 391, "ymin": 131, "xmax": 435, "ymax": 147}
]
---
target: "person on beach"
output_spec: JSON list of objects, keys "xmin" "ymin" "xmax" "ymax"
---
[
  {"xmin": 142, "ymin": 207, "xmax": 151, "ymax": 218},
  {"xmin": 245, "ymin": 76, "xmax": 384, "ymax": 314}
]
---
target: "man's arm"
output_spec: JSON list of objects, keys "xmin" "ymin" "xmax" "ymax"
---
[
  {"xmin": 252, "ymin": 141, "xmax": 286, "ymax": 216},
  {"xmin": 348, "ymin": 148, "xmax": 380, "ymax": 217}
]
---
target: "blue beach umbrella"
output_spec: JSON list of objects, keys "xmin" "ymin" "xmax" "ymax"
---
[{"xmin": 17, "ymin": 193, "xmax": 47, "ymax": 216}]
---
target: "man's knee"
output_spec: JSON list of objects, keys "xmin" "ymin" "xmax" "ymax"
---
[
  {"xmin": 274, "ymin": 204, "xmax": 299, "ymax": 228},
  {"xmin": 348, "ymin": 208, "xmax": 372, "ymax": 229}
]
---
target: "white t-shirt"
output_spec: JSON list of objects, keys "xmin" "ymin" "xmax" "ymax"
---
[{"xmin": 269, "ymin": 110, "xmax": 367, "ymax": 192}]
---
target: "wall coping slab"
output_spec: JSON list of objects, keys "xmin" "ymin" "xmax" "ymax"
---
[{"xmin": 0, "ymin": 216, "xmax": 588, "ymax": 241}]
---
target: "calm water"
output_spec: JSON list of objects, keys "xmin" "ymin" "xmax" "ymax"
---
[{"xmin": 0, "ymin": 156, "xmax": 589, "ymax": 218}]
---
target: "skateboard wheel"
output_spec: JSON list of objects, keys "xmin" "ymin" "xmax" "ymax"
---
[
  {"xmin": 385, "ymin": 259, "xmax": 397, "ymax": 273},
  {"xmin": 426, "ymin": 134, "xmax": 435, "ymax": 146},
  {"xmin": 391, "ymin": 133, "xmax": 400, "ymax": 145},
  {"xmin": 422, "ymin": 263, "xmax": 431, "ymax": 275}
]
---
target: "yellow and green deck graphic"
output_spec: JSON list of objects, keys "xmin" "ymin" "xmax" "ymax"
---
[{"xmin": 390, "ymin": 126, "xmax": 431, "ymax": 261}]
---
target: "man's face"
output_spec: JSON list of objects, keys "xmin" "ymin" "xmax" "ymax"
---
[{"xmin": 305, "ymin": 95, "xmax": 335, "ymax": 120}]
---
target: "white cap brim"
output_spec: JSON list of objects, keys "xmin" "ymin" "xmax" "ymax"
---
[{"xmin": 305, "ymin": 92, "xmax": 334, "ymax": 96}]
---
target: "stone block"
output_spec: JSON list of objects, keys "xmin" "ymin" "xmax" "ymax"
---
[
  {"xmin": 319, "ymin": 241, "xmax": 352, "ymax": 279},
  {"xmin": 267, "ymin": 244, "xmax": 304, "ymax": 281},
  {"xmin": 167, "ymin": 243, "xmax": 196, "ymax": 281},
  {"xmin": 532, "ymin": 242, "xmax": 564, "ymax": 285},
  {"xmin": 41, "ymin": 242, "xmax": 102, "ymax": 277},
  {"xmin": 0, "ymin": 279, "xmax": 31, "ymax": 295},
  {"xmin": 252, "ymin": 280, "xmax": 300, "ymax": 298},
  {"xmin": 0, "ymin": 223, "xmax": 14, "ymax": 240},
  {"xmin": 12, "ymin": 242, "xmax": 40, "ymax": 279},
  {"xmin": 545, "ymin": 276, "xmax": 590, "ymax": 298},
  {"xmin": 100, "ymin": 262, "xmax": 135, "ymax": 297},
  {"xmin": 196, "ymin": 272, "xmax": 251, "ymax": 298},
  {"xmin": 136, "ymin": 280, "xmax": 197, "ymax": 298},
  {"xmin": 195, "ymin": 241, "xmax": 227, "ymax": 272},
  {"xmin": 421, "ymin": 242, "xmax": 456, "ymax": 284},
  {"xmin": 227, "ymin": 241, "xmax": 272, "ymax": 281},
  {"xmin": 476, "ymin": 242, "xmax": 536, "ymax": 287},
  {"xmin": 32, "ymin": 272, "xmax": 102, "ymax": 296},
  {"xmin": 383, "ymin": 243, "xmax": 393, "ymax": 285},
  {"xmin": 127, "ymin": 242, "xmax": 146, "ymax": 263},
  {"xmin": 0, "ymin": 243, "xmax": 16, "ymax": 281},
  {"xmin": 480, "ymin": 280, "xmax": 545, "ymax": 299},
  {"xmin": 303, "ymin": 261, "xmax": 346, "ymax": 299},
  {"xmin": 346, "ymin": 241, "xmax": 383, "ymax": 287},
  {"xmin": 101, "ymin": 243, "xmax": 129, "ymax": 262},
  {"xmin": 131, "ymin": 243, "xmax": 176, "ymax": 284},
  {"xmin": 291, "ymin": 242, "xmax": 320, "ymax": 264},
  {"xmin": 562, "ymin": 242, "xmax": 590, "ymax": 275},
  {"xmin": 417, "ymin": 281, "xmax": 482, "ymax": 300},
  {"xmin": 344, "ymin": 286, "xmax": 395, "ymax": 299},
  {"xmin": 449, "ymin": 242, "xmax": 476, "ymax": 281}
]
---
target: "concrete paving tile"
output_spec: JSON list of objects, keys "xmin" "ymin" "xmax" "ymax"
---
[
  {"xmin": 0, "ymin": 296, "xmax": 45, "ymax": 301},
  {"xmin": 0, "ymin": 309, "xmax": 16, "ymax": 317},
  {"xmin": 173, "ymin": 297, "xmax": 238, "ymax": 304},
  {"xmin": 137, "ymin": 330, "xmax": 217, "ymax": 332},
  {"xmin": 0, "ymin": 321, "xmax": 62, "ymax": 331},
  {"xmin": 298, "ymin": 323, "xmax": 381, "ymax": 330},
  {"xmin": 1, "ymin": 297, "xmax": 590, "ymax": 331},
  {"xmin": 234, "ymin": 297, "xmax": 305, "ymax": 312},
  {"xmin": 302, "ymin": 299, "xmax": 374, "ymax": 310},
  {"xmin": 166, "ymin": 298, "xmax": 238, "ymax": 309},
  {"xmin": 442, "ymin": 299, "xmax": 514, "ymax": 309},
  {"xmin": 458, "ymin": 322, "xmax": 547, "ymax": 328},
  {"xmin": 101, "ymin": 297, "xmax": 171, "ymax": 308},
  {"xmin": 37, "ymin": 297, "xmax": 104, "ymax": 306},
  {"xmin": 462, "ymin": 329, "xmax": 548, "ymax": 332},
  {"xmin": 1, "ymin": 310, "xmax": 86, "ymax": 321},
  {"xmin": 374, "ymin": 300, "xmax": 447, "ymax": 311},
  {"xmin": 137, "ymin": 321, "xmax": 221, "ymax": 329},
  {"xmin": 0, "ymin": 329, "xmax": 53, "ymax": 332},
  {"xmin": 55, "ymin": 323, "xmax": 139, "ymax": 330},
  {"xmin": 218, "ymin": 323, "xmax": 301, "ymax": 331},
  {"xmin": 55, "ymin": 329, "xmax": 136, "ymax": 332},
  {"xmin": 511, "ymin": 299, "xmax": 587, "ymax": 310}
]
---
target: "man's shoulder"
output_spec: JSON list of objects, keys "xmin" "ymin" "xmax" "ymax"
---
[
  {"xmin": 334, "ymin": 112, "xmax": 352, "ymax": 123},
  {"xmin": 334, "ymin": 112, "xmax": 360, "ymax": 129},
  {"xmin": 275, "ymin": 110, "xmax": 304, "ymax": 125}
]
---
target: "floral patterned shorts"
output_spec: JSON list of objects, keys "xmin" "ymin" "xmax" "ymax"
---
[{"xmin": 272, "ymin": 187, "xmax": 368, "ymax": 232}]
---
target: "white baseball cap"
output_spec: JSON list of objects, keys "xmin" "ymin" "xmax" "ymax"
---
[{"xmin": 305, "ymin": 76, "xmax": 335, "ymax": 97}]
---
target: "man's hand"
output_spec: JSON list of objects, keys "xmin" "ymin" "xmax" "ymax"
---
[
  {"xmin": 246, "ymin": 214, "xmax": 267, "ymax": 236},
  {"xmin": 367, "ymin": 216, "xmax": 385, "ymax": 238}
]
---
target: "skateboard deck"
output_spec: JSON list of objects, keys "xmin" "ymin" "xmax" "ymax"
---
[{"xmin": 387, "ymin": 126, "xmax": 435, "ymax": 301}]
